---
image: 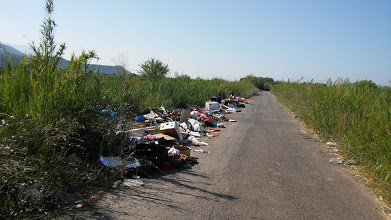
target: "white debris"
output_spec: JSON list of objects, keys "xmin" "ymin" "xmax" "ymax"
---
[
  {"xmin": 123, "ymin": 178, "xmax": 144, "ymax": 187},
  {"xmin": 194, "ymin": 149, "xmax": 210, "ymax": 154},
  {"xmin": 329, "ymin": 157, "xmax": 343, "ymax": 164}
]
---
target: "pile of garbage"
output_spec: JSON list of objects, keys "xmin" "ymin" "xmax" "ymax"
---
[{"xmin": 100, "ymin": 95, "xmax": 248, "ymax": 187}]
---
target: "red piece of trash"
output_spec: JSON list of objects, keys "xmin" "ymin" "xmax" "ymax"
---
[{"xmin": 76, "ymin": 204, "xmax": 83, "ymax": 208}]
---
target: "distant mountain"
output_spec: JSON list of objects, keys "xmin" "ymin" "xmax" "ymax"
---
[
  {"xmin": 0, "ymin": 44, "xmax": 123, "ymax": 74},
  {"xmin": 1, "ymin": 44, "xmax": 25, "ymax": 56},
  {"xmin": 0, "ymin": 44, "xmax": 25, "ymax": 66},
  {"xmin": 4, "ymin": 43, "xmax": 33, "ymax": 55}
]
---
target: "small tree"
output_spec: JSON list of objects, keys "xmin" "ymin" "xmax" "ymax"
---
[{"xmin": 138, "ymin": 58, "xmax": 169, "ymax": 78}]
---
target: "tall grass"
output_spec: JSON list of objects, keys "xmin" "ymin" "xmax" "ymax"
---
[
  {"xmin": 272, "ymin": 80, "xmax": 391, "ymax": 202},
  {"xmin": 101, "ymin": 74, "xmax": 258, "ymax": 115}
]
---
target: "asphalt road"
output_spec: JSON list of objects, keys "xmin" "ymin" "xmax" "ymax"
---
[{"xmin": 81, "ymin": 91, "xmax": 385, "ymax": 220}]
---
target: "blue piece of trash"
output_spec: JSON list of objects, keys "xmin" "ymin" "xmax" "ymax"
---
[
  {"xmin": 101, "ymin": 109, "xmax": 116, "ymax": 122},
  {"xmin": 100, "ymin": 157, "xmax": 141, "ymax": 168},
  {"xmin": 134, "ymin": 115, "xmax": 146, "ymax": 122},
  {"xmin": 125, "ymin": 160, "xmax": 141, "ymax": 168},
  {"xmin": 129, "ymin": 137, "xmax": 144, "ymax": 146},
  {"xmin": 100, "ymin": 157, "xmax": 123, "ymax": 167}
]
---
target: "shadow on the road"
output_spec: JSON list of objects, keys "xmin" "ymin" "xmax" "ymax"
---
[{"xmin": 77, "ymin": 166, "xmax": 237, "ymax": 219}]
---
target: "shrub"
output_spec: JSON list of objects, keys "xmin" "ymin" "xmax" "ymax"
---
[{"xmin": 138, "ymin": 58, "xmax": 170, "ymax": 78}]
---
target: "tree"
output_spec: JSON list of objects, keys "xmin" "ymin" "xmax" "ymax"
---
[{"xmin": 138, "ymin": 58, "xmax": 169, "ymax": 78}]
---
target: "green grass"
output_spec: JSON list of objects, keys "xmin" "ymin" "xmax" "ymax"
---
[{"xmin": 271, "ymin": 80, "xmax": 391, "ymax": 203}]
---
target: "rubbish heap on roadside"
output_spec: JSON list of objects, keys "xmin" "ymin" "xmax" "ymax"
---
[{"xmin": 100, "ymin": 95, "xmax": 248, "ymax": 187}]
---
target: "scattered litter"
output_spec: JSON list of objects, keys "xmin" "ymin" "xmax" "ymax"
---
[
  {"xmin": 129, "ymin": 137, "xmax": 143, "ymax": 146},
  {"xmin": 172, "ymin": 145, "xmax": 191, "ymax": 157},
  {"xmin": 114, "ymin": 94, "xmax": 245, "ymax": 172},
  {"xmin": 213, "ymin": 123, "xmax": 224, "ymax": 128},
  {"xmin": 180, "ymin": 109, "xmax": 191, "ymax": 123},
  {"xmin": 190, "ymin": 131, "xmax": 201, "ymax": 137},
  {"xmin": 329, "ymin": 157, "xmax": 343, "ymax": 164},
  {"xmin": 330, "ymin": 147, "xmax": 339, "ymax": 153},
  {"xmin": 112, "ymin": 180, "xmax": 121, "ymax": 188},
  {"xmin": 207, "ymin": 134, "xmax": 218, "ymax": 138},
  {"xmin": 160, "ymin": 121, "xmax": 181, "ymax": 139},
  {"xmin": 211, "ymin": 96, "xmax": 223, "ymax": 103},
  {"xmin": 194, "ymin": 149, "xmax": 210, "ymax": 154},
  {"xmin": 101, "ymin": 109, "xmax": 116, "ymax": 122},
  {"xmin": 190, "ymin": 110, "xmax": 200, "ymax": 118},
  {"xmin": 189, "ymin": 137, "xmax": 208, "ymax": 146},
  {"xmin": 74, "ymin": 200, "xmax": 82, "ymax": 204},
  {"xmin": 76, "ymin": 204, "xmax": 83, "ymax": 209},
  {"xmin": 123, "ymin": 178, "xmax": 144, "ymax": 187},
  {"xmin": 100, "ymin": 157, "xmax": 141, "ymax": 168},
  {"xmin": 326, "ymin": 142, "xmax": 336, "ymax": 146},
  {"xmin": 168, "ymin": 154, "xmax": 188, "ymax": 167},
  {"xmin": 134, "ymin": 115, "xmax": 146, "ymax": 122},
  {"xmin": 188, "ymin": 118, "xmax": 203, "ymax": 132},
  {"xmin": 205, "ymin": 101, "xmax": 219, "ymax": 111},
  {"xmin": 152, "ymin": 133, "xmax": 176, "ymax": 141},
  {"xmin": 129, "ymin": 128, "xmax": 147, "ymax": 137},
  {"xmin": 168, "ymin": 148, "xmax": 180, "ymax": 155}
]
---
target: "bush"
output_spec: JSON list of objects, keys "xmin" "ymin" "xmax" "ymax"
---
[
  {"xmin": 138, "ymin": 58, "xmax": 170, "ymax": 78},
  {"xmin": 240, "ymin": 75, "xmax": 274, "ymax": 90}
]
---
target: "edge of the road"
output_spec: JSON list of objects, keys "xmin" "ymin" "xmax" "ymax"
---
[{"xmin": 269, "ymin": 91, "xmax": 391, "ymax": 219}]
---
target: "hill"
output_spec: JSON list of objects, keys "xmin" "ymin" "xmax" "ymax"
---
[{"xmin": 0, "ymin": 43, "xmax": 122, "ymax": 74}]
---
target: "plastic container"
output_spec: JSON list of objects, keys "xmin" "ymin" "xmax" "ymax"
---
[{"xmin": 205, "ymin": 101, "xmax": 219, "ymax": 110}]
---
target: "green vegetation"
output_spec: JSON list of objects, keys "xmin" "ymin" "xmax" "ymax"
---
[
  {"xmin": 102, "ymin": 74, "xmax": 259, "ymax": 113},
  {"xmin": 272, "ymin": 80, "xmax": 391, "ymax": 203},
  {"xmin": 138, "ymin": 58, "xmax": 170, "ymax": 78},
  {"xmin": 0, "ymin": 1, "xmax": 259, "ymax": 218},
  {"xmin": 240, "ymin": 75, "xmax": 274, "ymax": 91}
]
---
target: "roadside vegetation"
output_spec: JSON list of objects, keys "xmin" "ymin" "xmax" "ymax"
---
[
  {"xmin": 240, "ymin": 75, "xmax": 274, "ymax": 91},
  {"xmin": 0, "ymin": 0, "xmax": 259, "ymax": 218},
  {"xmin": 272, "ymin": 80, "xmax": 391, "ymax": 204}
]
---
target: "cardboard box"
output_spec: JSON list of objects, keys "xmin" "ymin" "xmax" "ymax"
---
[
  {"xmin": 172, "ymin": 145, "xmax": 190, "ymax": 157},
  {"xmin": 159, "ymin": 121, "xmax": 180, "ymax": 139}
]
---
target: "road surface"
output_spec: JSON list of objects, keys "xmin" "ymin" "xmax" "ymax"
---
[{"xmin": 81, "ymin": 91, "xmax": 385, "ymax": 220}]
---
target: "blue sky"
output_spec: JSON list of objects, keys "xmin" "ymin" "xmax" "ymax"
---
[{"xmin": 1, "ymin": 0, "xmax": 390, "ymax": 85}]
